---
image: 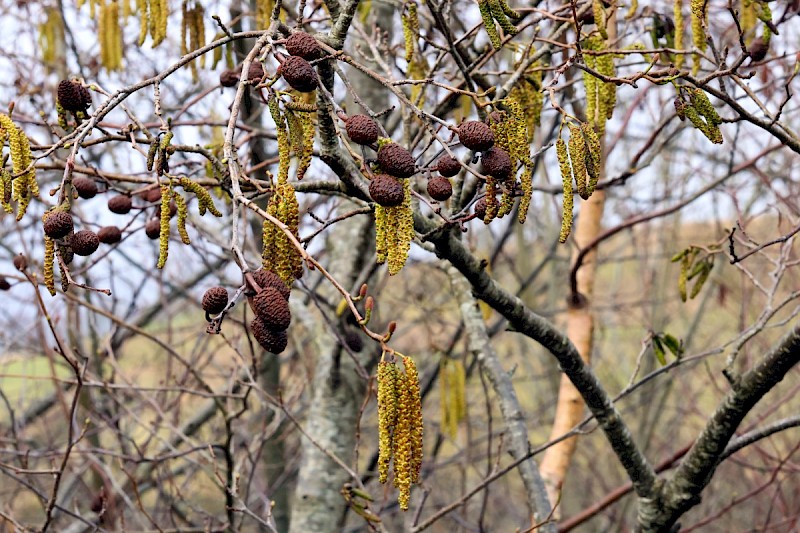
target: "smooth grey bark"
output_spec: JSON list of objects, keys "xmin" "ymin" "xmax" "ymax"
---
[
  {"xmin": 448, "ymin": 266, "xmax": 555, "ymax": 532},
  {"xmin": 288, "ymin": 213, "xmax": 373, "ymax": 533}
]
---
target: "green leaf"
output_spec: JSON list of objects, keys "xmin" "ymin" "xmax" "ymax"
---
[
  {"xmin": 690, "ymin": 260, "xmax": 713, "ymax": 299},
  {"xmin": 653, "ymin": 336, "xmax": 667, "ymax": 366},
  {"xmin": 662, "ymin": 333, "xmax": 683, "ymax": 358}
]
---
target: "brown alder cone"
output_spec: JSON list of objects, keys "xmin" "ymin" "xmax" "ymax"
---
[
  {"xmin": 251, "ymin": 287, "xmax": 292, "ymax": 330},
  {"xmin": 70, "ymin": 230, "xmax": 100, "ymax": 256},
  {"xmin": 369, "ymin": 174, "xmax": 405, "ymax": 206},
  {"xmin": 345, "ymin": 114, "xmax": 380, "ymax": 146},
  {"xmin": 251, "ymin": 317, "xmax": 289, "ymax": 353},
  {"xmin": 43, "ymin": 211, "xmax": 74, "ymax": 239},
  {"xmin": 427, "ymin": 176, "xmax": 453, "ymax": 201},
  {"xmin": 108, "ymin": 195, "xmax": 133, "ymax": 214},
  {"xmin": 97, "ymin": 226, "xmax": 122, "ymax": 244},
  {"xmin": 252, "ymin": 269, "xmax": 291, "ymax": 299},
  {"xmin": 377, "ymin": 143, "xmax": 416, "ymax": 178},
  {"xmin": 202, "ymin": 286, "xmax": 228, "ymax": 314}
]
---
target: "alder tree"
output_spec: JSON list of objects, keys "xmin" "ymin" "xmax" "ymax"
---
[{"xmin": 1, "ymin": 0, "xmax": 799, "ymax": 531}]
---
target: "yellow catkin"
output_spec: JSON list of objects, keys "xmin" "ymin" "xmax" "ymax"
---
[
  {"xmin": 189, "ymin": 5, "xmax": 199, "ymax": 80},
  {"xmin": 146, "ymin": 139, "xmax": 158, "ymax": 172},
  {"xmin": 486, "ymin": 100, "xmax": 529, "ymax": 221},
  {"xmin": 487, "ymin": 0, "xmax": 518, "ymax": 36},
  {"xmin": 44, "ymin": 236, "xmax": 56, "ymax": 296},
  {"xmin": 674, "ymin": 0, "xmax": 685, "ymax": 69},
  {"xmin": 298, "ymin": 110, "xmax": 315, "ymax": 180},
  {"xmin": 453, "ymin": 360, "xmax": 466, "ymax": 422},
  {"xmin": 156, "ymin": 131, "xmax": 173, "ymax": 176},
  {"xmin": 182, "ymin": 2, "xmax": 205, "ymax": 80},
  {"xmin": 440, "ymin": 358, "xmax": 465, "ymax": 440},
  {"xmin": 256, "ymin": 0, "xmax": 273, "ymax": 29},
  {"xmin": 114, "ymin": 1, "xmax": 123, "ymax": 68},
  {"xmin": 196, "ymin": 5, "xmax": 205, "ymax": 67},
  {"xmin": 478, "ymin": 0, "xmax": 501, "ymax": 49},
  {"xmin": 149, "ymin": 0, "xmax": 167, "ymax": 46},
  {"xmin": 740, "ymin": 0, "xmax": 755, "ymax": 42},
  {"xmin": 100, "ymin": 1, "xmax": 123, "ymax": 71},
  {"xmin": 401, "ymin": 3, "xmax": 418, "ymax": 63},
  {"xmin": 393, "ymin": 369, "xmax": 413, "ymax": 510},
  {"xmin": 596, "ymin": 53, "xmax": 616, "ymax": 121},
  {"xmin": 494, "ymin": 79, "xmax": 537, "ymax": 224},
  {"xmin": 262, "ymin": 198, "xmax": 278, "ymax": 271},
  {"xmin": 156, "ymin": 184, "xmax": 171, "ymax": 268},
  {"xmin": 568, "ymin": 124, "xmax": 589, "ymax": 200},
  {"xmin": 178, "ymin": 177, "xmax": 222, "ymax": 217},
  {"xmin": 582, "ymin": 122, "xmax": 602, "ymax": 195},
  {"xmin": 173, "ymin": 191, "xmax": 190, "ymax": 244},
  {"xmin": 269, "ymin": 97, "xmax": 291, "ymax": 183},
  {"xmin": 0, "ymin": 114, "xmax": 38, "ymax": 221},
  {"xmin": 278, "ymin": 182, "xmax": 302, "ymax": 282},
  {"xmin": 180, "ymin": 1, "xmax": 189, "ymax": 57},
  {"xmin": 0, "ymin": 169, "xmax": 13, "ymax": 213},
  {"xmin": 484, "ymin": 177, "xmax": 498, "ymax": 223},
  {"xmin": 99, "ymin": 1, "xmax": 108, "ymax": 68},
  {"xmin": 286, "ymin": 111, "xmax": 304, "ymax": 160},
  {"xmin": 678, "ymin": 251, "xmax": 690, "ymax": 302},
  {"xmin": 401, "ymin": 355, "xmax": 423, "ymax": 485},
  {"xmin": 386, "ymin": 179, "xmax": 414, "ymax": 275},
  {"xmin": 157, "ymin": 0, "xmax": 168, "ymax": 47},
  {"xmin": 57, "ymin": 247, "xmax": 70, "ymax": 293},
  {"xmin": 690, "ymin": 0, "xmax": 706, "ymax": 73},
  {"xmin": 377, "ymin": 360, "xmax": 399, "ymax": 484},
  {"xmin": 262, "ymin": 181, "xmax": 303, "ymax": 285},
  {"xmin": 39, "ymin": 8, "xmax": 65, "ymax": 66},
  {"xmin": 148, "ymin": 0, "xmax": 158, "ymax": 43},
  {"xmin": 592, "ymin": 0, "xmax": 608, "ymax": 39},
  {"xmin": 683, "ymin": 103, "xmax": 722, "ymax": 144},
  {"xmin": 137, "ymin": 0, "xmax": 148, "ymax": 45},
  {"xmin": 689, "ymin": 88, "xmax": 721, "ymax": 125},
  {"xmin": 440, "ymin": 358, "xmax": 453, "ymax": 439},
  {"xmin": 375, "ymin": 204, "xmax": 389, "ymax": 265},
  {"xmin": 583, "ymin": 59, "xmax": 598, "ymax": 127},
  {"xmin": 211, "ymin": 30, "xmax": 224, "ymax": 68},
  {"xmin": 403, "ymin": 4, "xmax": 427, "ymax": 109},
  {"xmin": 556, "ymin": 138, "xmax": 573, "ymax": 243},
  {"xmin": 625, "ymin": 0, "xmax": 638, "ymax": 19}
]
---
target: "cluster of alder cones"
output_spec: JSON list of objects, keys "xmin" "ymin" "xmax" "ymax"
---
[
  {"xmin": 54, "ymin": 79, "xmax": 185, "ymax": 252},
  {"xmin": 108, "ymin": 187, "xmax": 180, "ymax": 241},
  {"xmin": 343, "ymin": 111, "xmax": 506, "ymax": 220},
  {"xmin": 219, "ymin": 32, "xmax": 321, "ymax": 93},
  {"xmin": 202, "ymin": 269, "xmax": 292, "ymax": 354}
]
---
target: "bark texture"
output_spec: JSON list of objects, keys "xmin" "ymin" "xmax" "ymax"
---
[
  {"xmin": 288, "ymin": 214, "xmax": 373, "ymax": 533},
  {"xmin": 449, "ymin": 265, "xmax": 555, "ymax": 532},
  {"xmin": 637, "ymin": 321, "xmax": 800, "ymax": 532},
  {"xmin": 418, "ymin": 215, "xmax": 658, "ymax": 500}
]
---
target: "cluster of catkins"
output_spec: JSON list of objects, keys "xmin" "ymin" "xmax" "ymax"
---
[
  {"xmin": 377, "ymin": 353, "xmax": 423, "ymax": 511},
  {"xmin": 202, "ymin": 269, "xmax": 293, "ymax": 354}
]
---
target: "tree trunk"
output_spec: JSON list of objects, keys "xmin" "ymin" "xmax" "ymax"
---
[
  {"xmin": 288, "ymin": 214, "xmax": 374, "ymax": 533},
  {"xmin": 539, "ymin": 190, "xmax": 606, "ymax": 512},
  {"xmin": 448, "ymin": 265, "xmax": 555, "ymax": 532}
]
